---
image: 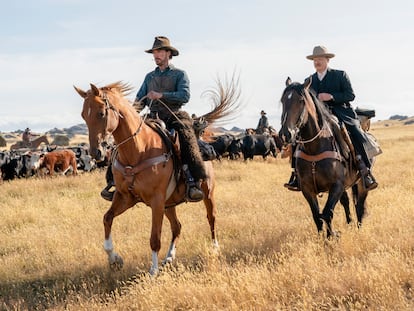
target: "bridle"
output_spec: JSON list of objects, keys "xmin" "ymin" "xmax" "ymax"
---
[
  {"xmin": 282, "ymin": 87, "xmax": 327, "ymax": 145},
  {"xmin": 100, "ymin": 91, "xmax": 144, "ymax": 149}
]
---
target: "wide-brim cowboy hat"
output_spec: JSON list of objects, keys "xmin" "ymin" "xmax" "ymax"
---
[
  {"xmin": 145, "ymin": 36, "xmax": 179, "ymax": 56},
  {"xmin": 306, "ymin": 45, "xmax": 335, "ymax": 60}
]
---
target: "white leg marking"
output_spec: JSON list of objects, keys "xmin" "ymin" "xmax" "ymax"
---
[
  {"xmin": 163, "ymin": 242, "xmax": 176, "ymax": 265},
  {"xmin": 150, "ymin": 251, "xmax": 159, "ymax": 276}
]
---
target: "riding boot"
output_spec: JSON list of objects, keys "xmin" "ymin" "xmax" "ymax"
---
[
  {"xmin": 283, "ymin": 144, "xmax": 300, "ymax": 191},
  {"xmin": 182, "ymin": 164, "xmax": 204, "ymax": 202},
  {"xmin": 356, "ymin": 155, "xmax": 378, "ymax": 191},
  {"xmin": 101, "ymin": 163, "xmax": 115, "ymax": 201},
  {"xmin": 284, "ymin": 170, "xmax": 301, "ymax": 191}
]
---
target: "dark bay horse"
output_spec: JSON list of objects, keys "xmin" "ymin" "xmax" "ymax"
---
[
  {"xmin": 10, "ymin": 135, "xmax": 49, "ymax": 150},
  {"xmin": 279, "ymin": 77, "xmax": 369, "ymax": 237},
  {"xmin": 74, "ymin": 80, "xmax": 240, "ymax": 275}
]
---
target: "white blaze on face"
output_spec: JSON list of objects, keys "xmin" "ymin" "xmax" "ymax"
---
[
  {"xmin": 87, "ymin": 107, "xmax": 91, "ymax": 117},
  {"xmin": 288, "ymin": 91, "xmax": 293, "ymax": 99}
]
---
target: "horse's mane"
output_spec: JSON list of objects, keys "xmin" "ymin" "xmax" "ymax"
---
[
  {"xmin": 101, "ymin": 81, "xmax": 135, "ymax": 97},
  {"xmin": 307, "ymin": 89, "xmax": 333, "ymax": 122}
]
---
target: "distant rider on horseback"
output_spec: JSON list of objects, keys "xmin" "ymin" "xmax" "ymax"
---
[{"xmin": 22, "ymin": 127, "xmax": 39, "ymax": 147}]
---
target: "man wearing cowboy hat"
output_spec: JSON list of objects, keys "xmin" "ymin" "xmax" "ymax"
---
[
  {"xmin": 256, "ymin": 110, "xmax": 269, "ymax": 134},
  {"xmin": 284, "ymin": 45, "xmax": 378, "ymax": 191},
  {"xmin": 101, "ymin": 36, "xmax": 205, "ymax": 202}
]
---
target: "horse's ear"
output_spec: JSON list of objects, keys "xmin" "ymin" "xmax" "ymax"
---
[
  {"xmin": 73, "ymin": 85, "xmax": 87, "ymax": 98},
  {"xmin": 285, "ymin": 77, "xmax": 292, "ymax": 86},
  {"xmin": 304, "ymin": 76, "xmax": 312, "ymax": 89},
  {"xmin": 90, "ymin": 83, "xmax": 100, "ymax": 97}
]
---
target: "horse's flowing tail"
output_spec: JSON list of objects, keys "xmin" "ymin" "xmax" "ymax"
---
[{"xmin": 173, "ymin": 111, "xmax": 207, "ymax": 181}]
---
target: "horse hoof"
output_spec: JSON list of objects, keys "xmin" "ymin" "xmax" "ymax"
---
[
  {"xmin": 149, "ymin": 266, "xmax": 159, "ymax": 276},
  {"xmin": 162, "ymin": 256, "xmax": 174, "ymax": 266},
  {"xmin": 109, "ymin": 254, "xmax": 124, "ymax": 270}
]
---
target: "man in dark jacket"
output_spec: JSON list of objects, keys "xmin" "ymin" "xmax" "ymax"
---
[
  {"xmin": 256, "ymin": 110, "xmax": 269, "ymax": 134},
  {"xmin": 101, "ymin": 36, "xmax": 205, "ymax": 202},
  {"xmin": 284, "ymin": 45, "xmax": 378, "ymax": 191}
]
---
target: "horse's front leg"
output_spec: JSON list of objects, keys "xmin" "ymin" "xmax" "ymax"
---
[
  {"xmin": 103, "ymin": 198, "xmax": 132, "ymax": 270},
  {"xmin": 162, "ymin": 206, "xmax": 181, "ymax": 266},
  {"xmin": 149, "ymin": 198, "xmax": 165, "ymax": 276},
  {"xmin": 302, "ymin": 192, "xmax": 323, "ymax": 233},
  {"xmin": 321, "ymin": 184, "xmax": 344, "ymax": 238}
]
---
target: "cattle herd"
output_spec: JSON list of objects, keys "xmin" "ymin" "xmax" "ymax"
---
[
  {"xmin": 0, "ymin": 129, "xmax": 287, "ymax": 182},
  {"xmin": 0, "ymin": 144, "xmax": 107, "ymax": 181},
  {"xmin": 207, "ymin": 128, "xmax": 285, "ymax": 161}
]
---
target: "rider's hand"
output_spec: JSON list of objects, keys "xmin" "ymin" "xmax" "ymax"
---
[
  {"xmin": 147, "ymin": 91, "xmax": 163, "ymax": 100},
  {"xmin": 318, "ymin": 93, "xmax": 334, "ymax": 102}
]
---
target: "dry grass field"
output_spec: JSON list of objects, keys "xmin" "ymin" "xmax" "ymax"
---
[{"xmin": 1, "ymin": 122, "xmax": 413, "ymax": 310}]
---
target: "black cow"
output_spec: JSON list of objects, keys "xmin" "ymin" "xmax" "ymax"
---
[
  {"xmin": 209, "ymin": 134, "xmax": 236, "ymax": 160},
  {"xmin": 227, "ymin": 138, "xmax": 242, "ymax": 160},
  {"xmin": 1, "ymin": 153, "xmax": 25, "ymax": 180},
  {"xmin": 241, "ymin": 134, "xmax": 277, "ymax": 161}
]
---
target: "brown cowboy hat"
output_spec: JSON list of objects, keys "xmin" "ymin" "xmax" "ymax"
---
[
  {"xmin": 306, "ymin": 45, "xmax": 335, "ymax": 60},
  {"xmin": 145, "ymin": 36, "xmax": 179, "ymax": 56}
]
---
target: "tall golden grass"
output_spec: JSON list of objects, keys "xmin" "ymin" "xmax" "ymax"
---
[{"xmin": 1, "ymin": 123, "xmax": 413, "ymax": 310}]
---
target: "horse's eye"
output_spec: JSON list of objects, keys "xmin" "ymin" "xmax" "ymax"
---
[{"xmin": 98, "ymin": 111, "xmax": 106, "ymax": 119}]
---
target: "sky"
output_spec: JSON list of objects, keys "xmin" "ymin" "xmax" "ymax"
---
[{"xmin": 1, "ymin": 0, "xmax": 414, "ymax": 133}]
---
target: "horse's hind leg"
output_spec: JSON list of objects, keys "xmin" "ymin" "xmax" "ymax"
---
[
  {"xmin": 202, "ymin": 162, "xmax": 219, "ymax": 248},
  {"xmin": 162, "ymin": 206, "xmax": 181, "ymax": 265},
  {"xmin": 339, "ymin": 191, "xmax": 352, "ymax": 224},
  {"xmin": 353, "ymin": 182, "xmax": 368, "ymax": 227},
  {"xmin": 103, "ymin": 200, "xmax": 132, "ymax": 270},
  {"xmin": 203, "ymin": 194, "xmax": 219, "ymax": 248},
  {"xmin": 201, "ymin": 182, "xmax": 219, "ymax": 249}
]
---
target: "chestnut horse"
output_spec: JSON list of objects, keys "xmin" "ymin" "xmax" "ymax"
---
[
  {"xmin": 10, "ymin": 135, "xmax": 49, "ymax": 150},
  {"xmin": 279, "ymin": 77, "xmax": 370, "ymax": 238},
  {"xmin": 74, "ymin": 80, "xmax": 240, "ymax": 275}
]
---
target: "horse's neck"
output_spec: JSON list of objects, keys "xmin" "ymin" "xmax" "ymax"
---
[
  {"xmin": 300, "ymin": 116, "xmax": 331, "ymax": 153},
  {"xmin": 113, "ymin": 106, "xmax": 141, "ymax": 143},
  {"xmin": 112, "ymin": 106, "xmax": 157, "ymax": 163}
]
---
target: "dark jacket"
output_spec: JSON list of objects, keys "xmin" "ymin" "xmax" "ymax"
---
[
  {"xmin": 310, "ymin": 68, "xmax": 372, "ymax": 167},
  {"xmin": 310, "ymin": 68, "xmax": 355, "ymax": 108}
]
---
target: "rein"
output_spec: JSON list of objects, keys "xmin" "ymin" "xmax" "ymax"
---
[
  {"xmin": 295, "ymin": 122, "xmax": 328, "ymax": 144},
  {"xmin": 137, "ymin": 96, "xmax": 185, "ymax": 127}
]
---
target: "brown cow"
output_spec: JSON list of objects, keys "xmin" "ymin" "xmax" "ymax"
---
[{"xmin": 39, "ymin": 149, "xmax": 78, "ymax": 176}]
